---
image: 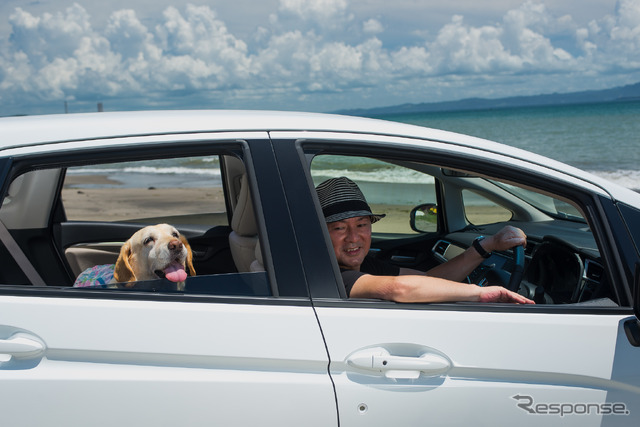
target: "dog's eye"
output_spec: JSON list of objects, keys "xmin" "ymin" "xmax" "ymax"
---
[
  {"xmin": 143, "ymin": 237, "xmax": 155, "ymax": 245},
  {"xmin": 172, "ymin": 232, "xmax": 179, "ymax": 238}
]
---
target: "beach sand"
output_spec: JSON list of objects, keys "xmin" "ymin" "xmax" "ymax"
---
[
  {"xmin": 62, "ymin": 175, "xmax": 227, "ymax": 224},
  {"xmin": 62, "ymin": 175, "xmax": 506, "ymax": 228}
]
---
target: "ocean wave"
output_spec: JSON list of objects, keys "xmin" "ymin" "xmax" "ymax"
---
[
  {"xmin": 68, "ymin": 165, "xmax": 639, "ymax": 192},
  {"xmin": 69, "ymin": 166, "xmax": 221, "ymax": 177},
  {"xmin": 311, "ymin": 168, "xmax": 435, "ymax": 184},
  {"xmin": 313, "ymin": 168, "xmax": 640, "ymax": 190},
  {"xmin": 122, "ymin": 166, "xmax": 221, "ymax": 176},
  {"xmin": 588, "ymin": 170, "xmax": 640, "ymax": 191}
]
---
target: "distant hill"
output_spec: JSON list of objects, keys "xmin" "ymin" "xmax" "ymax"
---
[{"xmin": 336, "ymin": 81, "xmax": 640, "ymax": 117}]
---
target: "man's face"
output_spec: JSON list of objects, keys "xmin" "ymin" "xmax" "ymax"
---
[{"xmin": 327, "ymin": 216, "xmax": 372, "ymax": 271}]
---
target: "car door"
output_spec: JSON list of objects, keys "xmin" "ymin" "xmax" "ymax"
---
[
  {"xmin": 0, "ymin": 296, "xmax": 335, "ymax": 426},
  {"xmin": 273, "ymin": 133, "xmax": 640, "ymax": 427},
  {"xmin": 315, "ymin": 302, "xmax": 638, "ymax": 427},
  {"xmin": 0, "ymin": 135, "xmax": 337, "ymax": 426}
]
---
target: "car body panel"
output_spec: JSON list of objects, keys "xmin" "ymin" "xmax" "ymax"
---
[
  {"xmin": 315, "ymin": 304, "xmax": 640, "ymax": 426},
  {"xmin": 0, "ymin": 131, "xmax": 269, "ymax": 158},
  {"xmin": 0, "ymin": 295, "xmax": 336, "ymax": 427},
  {"xmin": 0, "ymin": 110, "xmax": 511, "ymax": 149}
]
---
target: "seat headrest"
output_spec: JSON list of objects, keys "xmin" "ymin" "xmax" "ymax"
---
[{"xmin": 231, "ymin": 174, "xmax": 258, "ymax": 236}]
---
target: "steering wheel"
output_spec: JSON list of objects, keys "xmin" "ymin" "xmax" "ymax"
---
[
  {"xmin": 470, "ymin": 244, "xmax": 525, "ymax": 291},
  {"xmin": 507, "ymin": 245, "xmax": 525, "ymax": 292}
]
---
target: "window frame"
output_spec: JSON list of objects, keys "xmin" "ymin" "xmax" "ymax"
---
[{"xmin": 0, "ymin": 135, "xmax": 312, "ymax": 302}]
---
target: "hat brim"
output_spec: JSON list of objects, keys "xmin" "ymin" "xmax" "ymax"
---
[{"xmin": 325, "ymin": 210, "xmax": 386, "ymax": 224}]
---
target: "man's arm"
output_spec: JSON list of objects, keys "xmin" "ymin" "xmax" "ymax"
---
[
  {"xmin": 401, "ymin": 225, "xmax": 527, "ymax": 282},
  {"xmin": 351, "ymin": 225, "xmax": 532, "ymax": 304},
  {"xmin": 349, "ymin": 272, "xmax": 533, "ymax": 303}
]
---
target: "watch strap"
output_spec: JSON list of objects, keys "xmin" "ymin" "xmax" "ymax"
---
[{"xmin": 473, "ymin": 236, "xmax": 491, "ymax": 259}]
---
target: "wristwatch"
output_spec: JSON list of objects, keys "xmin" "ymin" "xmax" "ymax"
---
[{"xmin": 473, "ymin": 236, "xmax": 492, "ymax": 259}]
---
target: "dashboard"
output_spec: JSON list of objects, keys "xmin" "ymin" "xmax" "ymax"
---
[{"xmin": 432, "ymin": 233, "xmax": 611, "ymax": 305}]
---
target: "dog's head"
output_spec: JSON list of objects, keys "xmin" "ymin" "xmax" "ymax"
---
[{"xmin": 114, "ymin": 223, "xmax": 196, "ymax": 286}]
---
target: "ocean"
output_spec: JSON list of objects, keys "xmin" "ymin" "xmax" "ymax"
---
[
  {"xmin": 68, "ymin": 101, "xmax": 640, "ymax": 193},
  {"xmin": 373, "ymin": 100, "xmax": 640, "ymax": 191}
]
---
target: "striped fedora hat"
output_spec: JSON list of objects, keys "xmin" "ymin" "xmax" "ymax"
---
[{"xmin": 315, "ymin": 177, "xmax": 385, "ymax": 223}]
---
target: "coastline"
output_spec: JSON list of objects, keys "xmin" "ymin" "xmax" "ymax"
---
[
  {"xmin": 62, "ymin": 175, "xmax": 226, "ymax": 223},
  {"xmin": 63, "ymin": 174, "xmax": 505, "ymax": 229}
]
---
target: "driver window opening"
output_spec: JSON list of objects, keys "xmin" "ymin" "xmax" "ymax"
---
[{"xmin": 307, "ymin": 150, "xmax": 616, "ymax": 308}]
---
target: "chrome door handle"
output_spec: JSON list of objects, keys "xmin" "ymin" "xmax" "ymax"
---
[
  {"xmin": 347, "ymin": 347, "xmax": 451, "ymax": 379},
  {"xmin": 0, "ymin": 333, "xmax": 45, "ymax": 360}
]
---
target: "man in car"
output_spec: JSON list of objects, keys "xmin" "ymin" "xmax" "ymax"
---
[{"xmin": 316, "ymin": 177, "xmax": 534, "ymax": 304}]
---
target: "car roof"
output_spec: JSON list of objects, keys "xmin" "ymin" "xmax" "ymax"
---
[
  {"xmin": 1, "ymin": 109, "xmax": 639, "ymax": 205},
  {"xmin": 0, "ymin": 109, "xmax": 492, "ymax": 148}
]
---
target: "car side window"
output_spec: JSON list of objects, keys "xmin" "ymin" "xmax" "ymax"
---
[
  {"xmin": 0, "ymin": 152, "xmax": 273, "ymax": 298},
  {"xmin": 61, "ymin": 157, "xmax": 228, "ymax": 225},
  {"xmin": 306, "ymin": 148, "xmax": 619, "ymax": 307},
  {"xmin": 462, "ymin": 189, "xmax": 513, "ymax": 225},
  {"xmin": 310, "ymin": 155, "xmax": 437, "ymax": 234}
]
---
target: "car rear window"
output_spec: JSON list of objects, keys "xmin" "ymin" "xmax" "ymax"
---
[{"xmin": 61, "ymin": 156, "xmax": 228, "ymax": 225}]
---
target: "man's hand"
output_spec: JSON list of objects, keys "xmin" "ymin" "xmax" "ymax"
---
[
  {"xmin": 477, "ymin": 286, "xmax": 535, "ymax": 304},
  {"xmin": 484, "ymin": 225, "xmax": 527, "ymax": 252}
]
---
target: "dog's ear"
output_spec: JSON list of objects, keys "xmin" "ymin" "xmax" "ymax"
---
[
  {"xmin": 181, "ymin": 235, "xmax": 196, "ymax": 277},
  {"xmin": 114, "ymin": 240, "xmax": 136, "ymax": 283}
]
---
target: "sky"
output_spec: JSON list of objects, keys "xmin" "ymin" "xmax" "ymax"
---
[{"xmin": 0, "ymin": 0, "xmax": 638, "ymax": 116}]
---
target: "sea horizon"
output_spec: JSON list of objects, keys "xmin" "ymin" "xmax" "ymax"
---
[
  {"xmin": 67, "ymin": 100, "xmax": 640, "ymax": 192},
  {"xmin": 374, "ymin": 100, "xmax": 640, "ymax": 191}
]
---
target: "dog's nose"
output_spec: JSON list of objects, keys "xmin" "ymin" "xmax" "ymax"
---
[{"xmin": 168, "ymin": 239, "xmax": 183, "ymax": 251}]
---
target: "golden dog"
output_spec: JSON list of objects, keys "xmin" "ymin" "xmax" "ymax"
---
[{"xmin": 114, "ymin": 223, "xmax": 195, "ymax": 290}]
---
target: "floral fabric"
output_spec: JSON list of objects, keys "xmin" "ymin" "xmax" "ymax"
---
[{"xmin": 73, "ymin": 264, "xmax": 115, "ymax": 288}]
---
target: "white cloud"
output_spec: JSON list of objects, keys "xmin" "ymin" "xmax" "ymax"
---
[
  {"xmin": 616, "ymin": 0, "xmax": 640, "ymax": 29},
  {"xmin": 279, "ymin": 0, "xmax": 348, "ymax": 22},
  {"xmin": 275, "ymin": 0, "xmax": 354, "ymax": 35},
  {"xmin": 427, "ymin": 15, "xmax": 520, "ymax": 74},
  {"xmin": 3, "ymin": 4, "xmax": 123, "ymax": 101},
  {"xmin": 0, "ymin": 0, "xmax": 639, "ymax": 115},
  {"xmin": 105, "ymin": 9, "xmax": 154, "ymax": 60},
  {"xmin": 8, "ymin": 4, "xmax": 92, "ymax": 64},
  {"xmin": 362, "ymin": 18, "xmax": 383, "ymax": 35},
  {"xmin": 575, "ymin": 0, "xmax": 640, "ymax": 71}
]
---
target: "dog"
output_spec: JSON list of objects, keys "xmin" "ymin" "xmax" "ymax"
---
[{"xmin": 113, "ymin": 223, "xmax": 196, "ymax": 290}]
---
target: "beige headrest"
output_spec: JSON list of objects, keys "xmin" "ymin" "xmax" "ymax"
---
[{"xmin": 231, "ymin": 174, "xmax": 258, "ymax": 236}]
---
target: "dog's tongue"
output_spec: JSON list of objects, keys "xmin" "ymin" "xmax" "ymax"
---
[{"xmin": 163, "ymin": 262, "xmax": 187, "ymax": 282}]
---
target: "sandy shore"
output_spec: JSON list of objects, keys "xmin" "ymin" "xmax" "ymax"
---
[
  {"xmin": 62, "ymin": 175, "xmax": 227, "ymax": 223},
  {"xmin": 62, "ymin": 175, "xmax": 505, "ymax": 228}
]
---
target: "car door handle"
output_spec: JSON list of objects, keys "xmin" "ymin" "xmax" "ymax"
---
[
  {"xmin": 347, "ymin": 347, "xmax": 451, "ymax": 379},
  {"xmin": 0, "ymin": 333, "xmax": 45, "ymax": 360}
]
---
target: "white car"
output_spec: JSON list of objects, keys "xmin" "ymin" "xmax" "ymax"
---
[{"xmin": 0, "ymin": 110, "xmax": 638, "ymax": 426}]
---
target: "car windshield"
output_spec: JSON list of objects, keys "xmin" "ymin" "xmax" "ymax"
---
[{"xmin": 489, "ymin": 180, "xmax": 586, "ymax": 222}]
